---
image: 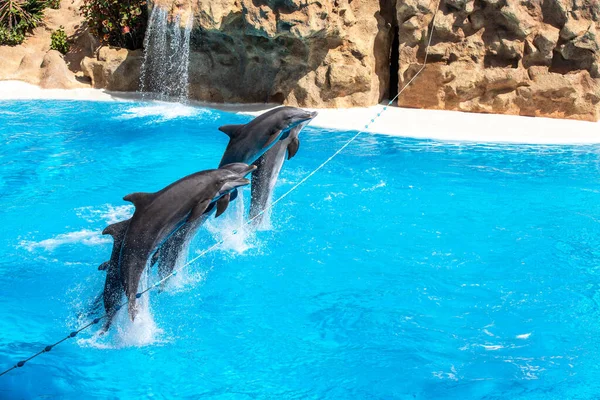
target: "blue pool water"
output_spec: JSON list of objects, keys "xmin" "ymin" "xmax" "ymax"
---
[{"xmin": 1, "ymin": 100, "xmax": 600, "ymax": 399}]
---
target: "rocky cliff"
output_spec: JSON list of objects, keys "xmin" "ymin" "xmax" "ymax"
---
[
  {"xmin": 397, "ymin": 0, "xmax": 600, "ymax": 121},
  {"xmin": 2, "ymin": 0, "xmax": 600, "ymax": 121}
]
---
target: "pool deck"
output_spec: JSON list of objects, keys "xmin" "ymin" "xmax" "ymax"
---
[{"xmin": 1, "ymin": 80, "xmax": 599, "ymax": 145}]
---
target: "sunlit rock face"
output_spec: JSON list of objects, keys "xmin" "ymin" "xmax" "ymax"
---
[
  {"xmin": 396, "ymin": 0, "xmax": 600, "ymax": 121},
  {"xmin": 57, "ymin": 0, "xmax": 600, "ymax": 120},
  {"xmin": 184, "ymin": 0, "xmax": 396, "ymax": 108}
]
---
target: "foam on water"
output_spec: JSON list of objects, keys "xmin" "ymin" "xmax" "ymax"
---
[
  {"xmin": 116, "ymin": 103, "xmax": 211, "ymax": 123},
  {"xmin": 75, "ymin": 204, "xmax": 134, "ymax": 225},
  {"xmin": 19, "ymin": 229, "xmax": 110, "ymax": 252},
  {"xmin": 20, "ymin": 204, "xmax": 133, "ymax": 252}
]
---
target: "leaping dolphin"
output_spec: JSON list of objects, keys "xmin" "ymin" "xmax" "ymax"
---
[
  {"xmin": 119, "ymin": 163, "xmax": 256, "ymax": 320},
  {"xmin": 154, "ymin": 107, "xmax": 318, "ymax": 278},
  {"xmin": 249, "ymin": 118, "xmax": 315, "ymax": 224},
  {"xmin": 97, "ymin": 219, "xmax": 130, "ymax": 331},
  {"xmin": 152, "ymin": 163, "xmax": 246, "ymax": 279},
  {"xmin": 218, "ymin": 106, "xmax": 318, "ymax": 167}
]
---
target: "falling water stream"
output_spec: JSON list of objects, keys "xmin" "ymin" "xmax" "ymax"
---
[{"xmin": 139, "ymin": 7, "xmax": 192, "ymax": 101}]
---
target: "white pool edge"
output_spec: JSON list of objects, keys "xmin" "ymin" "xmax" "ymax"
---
[{"xmin": 1, "ymin": 80, "xmax": 599, "ymax": 145}]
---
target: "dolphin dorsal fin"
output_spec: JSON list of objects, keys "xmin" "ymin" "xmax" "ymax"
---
[
  {"xmin": 218, "ymin": 124, "xmax": 244, "ymax": 138},
  {"xmin": 102, "ymin": 219, "xmax": 129, "ymax": 238},
  {"xmin": 123, "ymin": 192, "xmax": 154, "ymax": 209}
]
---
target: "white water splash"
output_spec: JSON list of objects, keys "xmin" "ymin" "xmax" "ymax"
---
[
  {"xmin": 79, "ymin": 269, "xmax": 164, "ymax": 349},
  {"xmin": 21, "ymin": 204, "xmax": 133, "ymax": 252},
  {"xmin": 76, "ymin": 204, "xmax": 134, "ymax": 225},
  {"xmin": 516, "ymin": 333, "xmax": 532, "ymax": 339},
  {"xmin": 20, "ymin": 229, "xmax": 110, "ymax": 252},
  {"xmin": 116, "ymin": 103, "xmax": 212, "ymax": 123},
  {"xmin": 139, "ymin": 7, "xmax": 193, "ymax": 102},
  {"xmin": 205, "ymin": 190, "xmax": 256, "ymax": 254}
]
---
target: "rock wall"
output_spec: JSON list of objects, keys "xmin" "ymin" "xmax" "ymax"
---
[
  {"xmin": 3, "ymin": 0, "xmax": 600, "ymax": 121},
  {"xmin": 397, "ymin": 0, "xmax": 600, "ymax": 121},
  {"xmin": 182, "ymin": 0, "xmax": 396, "ymax": 107},
  {"xmin": 173, "ymin": 0, "xmax": 600, "ymax": 120}
]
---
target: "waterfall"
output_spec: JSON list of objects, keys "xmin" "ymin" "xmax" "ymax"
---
[{"xmin": 139, "ymin": 7, "xmax": 192, "ymax": 102}]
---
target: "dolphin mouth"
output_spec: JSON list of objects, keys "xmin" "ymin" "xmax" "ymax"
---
[
  {"xmin": 220, "ymin": 177, "xmax": 251, "ymax": 194},
  {"xmin": 220, "ymin": 163, "xmax": 257, "ymax": 177},
  {"xmin": 286, "ymin": 111, "xmax": 318, "ymax": 133},
  {"xmin": 299, "ymin": 111, "xmax": 318, "ymax": 123}
]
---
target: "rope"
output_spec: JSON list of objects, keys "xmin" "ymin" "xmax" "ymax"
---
[{"xmin": 0, "ymin": 1, "xmax": 441, "ymax": 378}]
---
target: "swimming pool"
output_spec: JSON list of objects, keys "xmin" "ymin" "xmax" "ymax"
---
[{"xmin": 1, "ymin": 100, "xmax": 600, "ymax": 399}]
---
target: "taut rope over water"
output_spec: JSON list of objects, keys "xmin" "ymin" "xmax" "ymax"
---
[{"xmin": 0, "ymin": 0, "xmax": 441, "ymax": 378}]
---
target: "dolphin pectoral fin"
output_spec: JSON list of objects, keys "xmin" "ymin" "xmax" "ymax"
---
[
  {"xmin": 218, "ymin": 124, "xmax": 244, "ymax": 138},
  {"xmin": 215, "ymin": 193, "xmax": 231, "ymax": 218},
  {"xmin": 287, "ymin": 137, "xmax": 300, "ymax": 160},
  {"xmin": 262, "ymin": 130, "xmax": 283, "ymax": 149},
  {"xmin": 188, "ymin": 199, "xmax": 212, "ymax": 223},
  {"xmin": 123, "ymin": 192, "xmax": 155, "ymax": 210},
  {"xmin": 98, "ymin": 261, "xmax": 110, "ymax": 271},
  {"xmin": 204, "ymin": 202, "xmax": 216, "ymax": 215}
]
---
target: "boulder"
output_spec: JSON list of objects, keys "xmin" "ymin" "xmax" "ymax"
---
[
  {"xmin": 40, "ymin": 50, "xmax": 79, "ymax": 89},
  {"xmin": 81, "ymin": 47, "xmax": 143, "ymax": 91}
]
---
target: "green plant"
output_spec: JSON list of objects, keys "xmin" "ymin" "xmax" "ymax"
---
[
  {"xmin": 0, "ymin": 0, "xmax": 43, "ymax": 31},
  {"xmin": 50, "ymin": 25, "xmax": 68, "ymax": 53},
  {"xmin": 0, "ymin": 0, "xmax": 45, "ymax": 45},
  {"xmin": 80, "ymin": 0, "xmax": 147, "ymax": 50},
  {"xmin": 0, "ymin": 25, "xmax": 24, "ymax": 45},
  {"xmin": 45, "ymin": 0, "xmax": 60, "ymax": 10}
]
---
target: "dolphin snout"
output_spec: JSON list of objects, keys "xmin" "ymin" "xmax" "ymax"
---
[
  {"xmin": 220, "ymin": 163, "xmax": 257, "ymax": 176},
  {"xmin": 299, "ymin": 110, "xmax": 318, "ymax": 122}
]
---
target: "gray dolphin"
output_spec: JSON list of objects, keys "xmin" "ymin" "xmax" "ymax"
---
[
  {"xmin": 152, "ymin": 163, "xmax": 247, "ymax": 279},
  {"xmin": 218, "ymin": 106, "xmax": 318, "ymax": 167},
  {"xmin": 97, "ymin": 219, "xmax": 130, "ymax": 331},
  {"xmin": 120, "ymin": 163, "xmax": 256, "ymax": 320},
  {"xmin": 154, "ymin": 107, "xmax": 318, "ymax": 278},
  {"xmin": 249, "ymin": 118, "xmax": 314, "ymax": 224}
]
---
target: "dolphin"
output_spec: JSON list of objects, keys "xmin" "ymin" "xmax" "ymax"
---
[
  {"xmin": 152, "ymin": 163, "xmax": 247, "ymax": 279},
  {"xmin": 249, "ymin": 118, "xmax": 314, "ymax": 224},
  {"xmin": 97, "ymin": 219, "xmax": 130, "ymax": 331},
  {"xmin": 218, "ymin": 106, "xmax": 318, "ymax": 167},
  {"xmin": 119, "ymin": 163, "xmax": 256, "ymax": 320},
  {"xmin": 154, "ymin": 107, "xmax": 318, "ymax": 278}
]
